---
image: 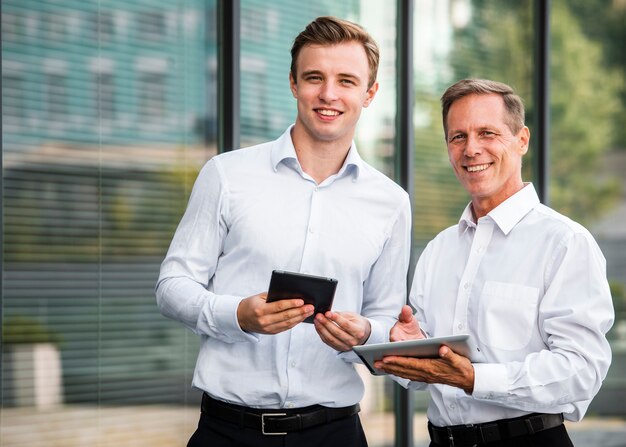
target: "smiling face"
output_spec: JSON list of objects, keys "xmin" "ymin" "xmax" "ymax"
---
[
  {"xmin": 289, "ymin": 41, "xmax": 378, "ymax": 151},
  {"xmin": 446, "ymin": 93, "xmax": 530, "ymax": 218}
]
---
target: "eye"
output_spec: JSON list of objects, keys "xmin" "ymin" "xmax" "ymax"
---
[
  {"xmin": 340, "ymin": 78, "xmax": 356, "ymax": 86},
  {"xmin": 448, "ymin": 134, "xmax": 465, "ymax": 143},
  {"xmin": 305, "ymin": 75, "xmax": 323, "ymax": 83},
  {"xmin": 480, "ymin": 130, "xmax": 497, "ymax": 138}
]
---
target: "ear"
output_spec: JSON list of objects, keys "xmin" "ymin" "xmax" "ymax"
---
[
  {"xmin": 363, "ymin": 81, "xmax": 379, "ymax": 108},
  {"xmin": 517, "ymin": 126, "xmax": 530, "ymax": 155},
  {"xmin": 289, "ymin": 72, "xmax": 297, "ymax": 98}
]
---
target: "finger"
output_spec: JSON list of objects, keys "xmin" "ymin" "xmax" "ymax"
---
[
  {"xmin": 439, "ymin": 345, "xmax": 450, "ymax": 358},
  {"xmin": 319, "ymin": 313, "xmax": 357, "ymax": 347},
  {"xmin": 264, "ymin": 313, "xmax": 311, "ymax": 334},
  {"xmin": 262, "ymin": 305, "xmax": 314, "ymax": 332},
  {"xmin": 314, "ymin": 316, "xmax": 352, "ymax": 351},
  {"xmin": 326, "ymin": 312, "xmax": 370, "ymax": 344},
  {"xmin": 276, "ymin": 304, "xmax": 315, "ymax": 324},
  {"xmin": 399, "ymin": 305, "xmax": 413, "ymax": 322},
  {"xmin": 376, "ymin": 362, "xmax": 425, "ymax": 381},
  {"xmin": 324, "ymin": 312, "xmax": 356, "ymax": 333},
  {"xmin": 344, "ymin": 317, "xmax": 371, "ymax": 345},
  {"xmin": 314, "ymin": 315, "xmax": 345, "ymax": 345},
  {"xmin": 267, "ymin": 298, "xmax": 306, "ymax": 311},
  {"xmin": 439, "ymin": 345, "xmax": 462, "ymax": 365}
]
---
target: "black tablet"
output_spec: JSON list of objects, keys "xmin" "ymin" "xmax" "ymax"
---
[
  {"xmin": 352, "ymin": 334, "xmax": 480, "ymax": 376},
  {"xmin": 266, "ymin": 270, "xmax": 338, "ymax": 324}
]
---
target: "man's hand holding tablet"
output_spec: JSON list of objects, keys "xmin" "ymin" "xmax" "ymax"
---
[{"xmin": 353, "ymin": 305, "xmax": 479, "ymax": 393}]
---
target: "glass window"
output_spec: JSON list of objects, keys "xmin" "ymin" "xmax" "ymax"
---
[
  {"xmin": 2, "ymin": 73, "xmax": 25, "ymax": 123},
  {"xmin": 96, "ymin": 73, "xmax": 116, "ymax": 121},
  {"xmin": 3, "ymin": 1, "xmax": 623, "ymax": 446},
  {"xmin": 90, "ymin": 11, "xmax": 116, "ymax": 42},
  {"xmin": 549, "ymin": 0, "xmax": 626, "ymax": 423},
  {"xmin": 1, "ymin": 1, "xmax": 216, "ymax": 446},
  {"xmin": 137, "ymin": 11, "xmax": 166, "ymax": 41},
  {"xmin": 44, "ymin": 73, "xmax": 68, "ymax": 121},
  {"xmin": 138, "ymin": 72, "xmax": 167, "ymax": 121}
]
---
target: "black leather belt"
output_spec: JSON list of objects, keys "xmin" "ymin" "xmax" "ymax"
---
[
  {"xmin": 428, "ymin": 413, "xmax": 564, "ymax": 446},
  {"xmin": 201, "ymin": 393, "xmax": 360, "ymax": 435}
]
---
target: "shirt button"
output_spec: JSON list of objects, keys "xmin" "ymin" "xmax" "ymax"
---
[
  {"xmin": 308, "ymin": 227, "xmax": 314, "ymax": 234},
  {"xmin": 463, "ymin": 282, "xmax": 470, "ymax": 290},
  {"xmin": 287, "ymin": 402, "xmax": 294, "ymax": 408},
  {"xmin": 457, "ymin": 323, "xmax": 464, "ymax": 330},
  {"xmin": 449, "ymin": 404, "xmax": 456, "ymax": 410},
  {"xmin": 290, "ymin": 361, "xmax": 296, "ymax": 367}
]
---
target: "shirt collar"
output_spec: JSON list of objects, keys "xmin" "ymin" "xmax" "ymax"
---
[
  {"xmin": 458, "ymin": 183, "xmax": 540, "ymax": 236},
  {"xmin": 270, "ymin": 125, "xmax": 363, "ymax": 181}
]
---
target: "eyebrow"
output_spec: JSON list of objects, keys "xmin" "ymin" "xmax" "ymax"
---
[{"xmin": 449, "ymin": 125, "xmax": 499, "ymax": 134}]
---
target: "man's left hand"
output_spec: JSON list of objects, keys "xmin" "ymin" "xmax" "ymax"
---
[
  {"xmin": 314, "ymin": 311, "xmax": 371, "ymax": 352},
  {"xmin": 374, "ymin": 345, "xmax": 475, "ymax": 393}
]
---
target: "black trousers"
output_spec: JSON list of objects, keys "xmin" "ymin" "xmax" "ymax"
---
[
  {"xmin": 187, "ymin": 409, "xmax": 368, "ymax": 447},
  {"xmin": 429, "ymin": 423, "xmax": 573, "ymax": 447}
]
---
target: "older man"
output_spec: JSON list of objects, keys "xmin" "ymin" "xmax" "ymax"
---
[{"xmin": 376, "ymin": 79, "xmax": 614, "ymax": 447}]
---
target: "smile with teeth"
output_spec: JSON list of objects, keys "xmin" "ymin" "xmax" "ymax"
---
[
  {"xmin": 466, "ymin": 163, "xmax": 491, "ymax": 172},
  {"xmin": 317, "ymin": 109, "xmax": 341, "ymax": 116}
]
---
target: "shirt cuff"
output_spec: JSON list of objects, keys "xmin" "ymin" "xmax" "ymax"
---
[
  {"xmin": 407, "ymin": 379, "xmax": 427, "ymax": 390},
  {"xmin": 472, "ymin": 363, "xmax": 508, "ymax": 400},
  {"xmin": 198, "ymin": 294, "xmax": 259, "ymax": 343},
  {"xmin": 364, "ymin": 317, "xmax": 386, "ymax": 345}
]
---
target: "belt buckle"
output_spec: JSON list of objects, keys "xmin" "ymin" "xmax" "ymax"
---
[
  {"xmin": 446, "ymin": 427, "xmax": 456, "ymax": 447},
  {"xmin": 261, "ymin": 413, "xmax": 287, "ymax": 435}
]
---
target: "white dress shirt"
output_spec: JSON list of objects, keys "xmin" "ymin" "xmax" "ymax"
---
[
  {"xmin": 407, "ymin": 183, "xmax": 614, "ymax": 425},
  {"xmin": 156, "ymin": 126, "xmax": 411, "ymax": 409}
]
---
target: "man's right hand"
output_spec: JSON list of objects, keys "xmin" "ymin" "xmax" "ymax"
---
[
  {"xmin": 237, "ymin": 293, "xmax": 315, "ymax": 334},
  {"xmin": 390, "ymin": 305, "xmax": 425, "ymax": 341}
]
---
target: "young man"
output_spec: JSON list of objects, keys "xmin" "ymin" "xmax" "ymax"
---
[
  {"xmin": 376, "ymin": 79, "xmax": 614, "ymax": 447},
  {"xmin": 156, "ymin": 16, "xmax": 411, "ymax": 447}
]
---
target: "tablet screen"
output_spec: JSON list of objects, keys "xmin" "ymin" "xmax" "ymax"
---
[{"xmin": 266, "ymin": 270, "xmax": 338, "ymax": 323}]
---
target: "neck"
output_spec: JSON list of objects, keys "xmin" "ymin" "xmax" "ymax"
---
[
  {"xmin": 295, "ymin": 144, "xmax": 350, "ymax": 184},
  {"xmin": 290, "ymin": 126, "xmax": 353, "ymax": 184},
  {"xmin": 471, "ymin": 182, "xmax": 526, "ymax": 220}
]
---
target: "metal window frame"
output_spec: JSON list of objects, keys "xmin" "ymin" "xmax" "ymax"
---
[
  {"xmin": 395, "ymin": 1, "xmax": 415, "ymax": 447},
  {"xmin": 217, "ymin": 0, "xmax": 240, "ymax": 153},
  {"xmin": 533, "ymin": 0, "xmax": 550, "ymax": 204}
]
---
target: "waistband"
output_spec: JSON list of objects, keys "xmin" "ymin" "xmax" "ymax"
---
[
  {"xmin": 201, "ymin": 393, "xmax": 360, "ymax": 435},
  {"xmin": 428, "ymin": 412, "xmax": 564, "ymax": 446}
]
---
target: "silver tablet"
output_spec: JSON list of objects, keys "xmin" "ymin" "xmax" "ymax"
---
[{"xmin": 352, "ymin": 334, "xmax": 480, "ymax": 376}]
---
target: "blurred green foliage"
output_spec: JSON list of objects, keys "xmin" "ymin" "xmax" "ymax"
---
[{"xmin": 412, "ymin": 0, "xmax": 624, "ymax": 243}]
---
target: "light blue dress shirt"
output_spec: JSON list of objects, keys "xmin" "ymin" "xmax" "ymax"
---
[
  {"xmin": 156, "ymin": 126, "xmax": 411, "ymax": 409},
  {"xmin": 407, "ymin": 184, "xmax": 614, "ymax": 425}
]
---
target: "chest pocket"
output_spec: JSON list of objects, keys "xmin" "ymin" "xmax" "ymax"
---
[{"xmin": 478, "ymin": 281, "xmax": 540, "ymax": 351}]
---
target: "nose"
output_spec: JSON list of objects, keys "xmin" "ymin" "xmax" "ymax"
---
[
  {"xmin": 319, "ymin": 81, "xmax": 339, "ymax": 103},
  {"xmin": 464, "ymin": 134, "xmax": 482, "ymax": 157}
]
